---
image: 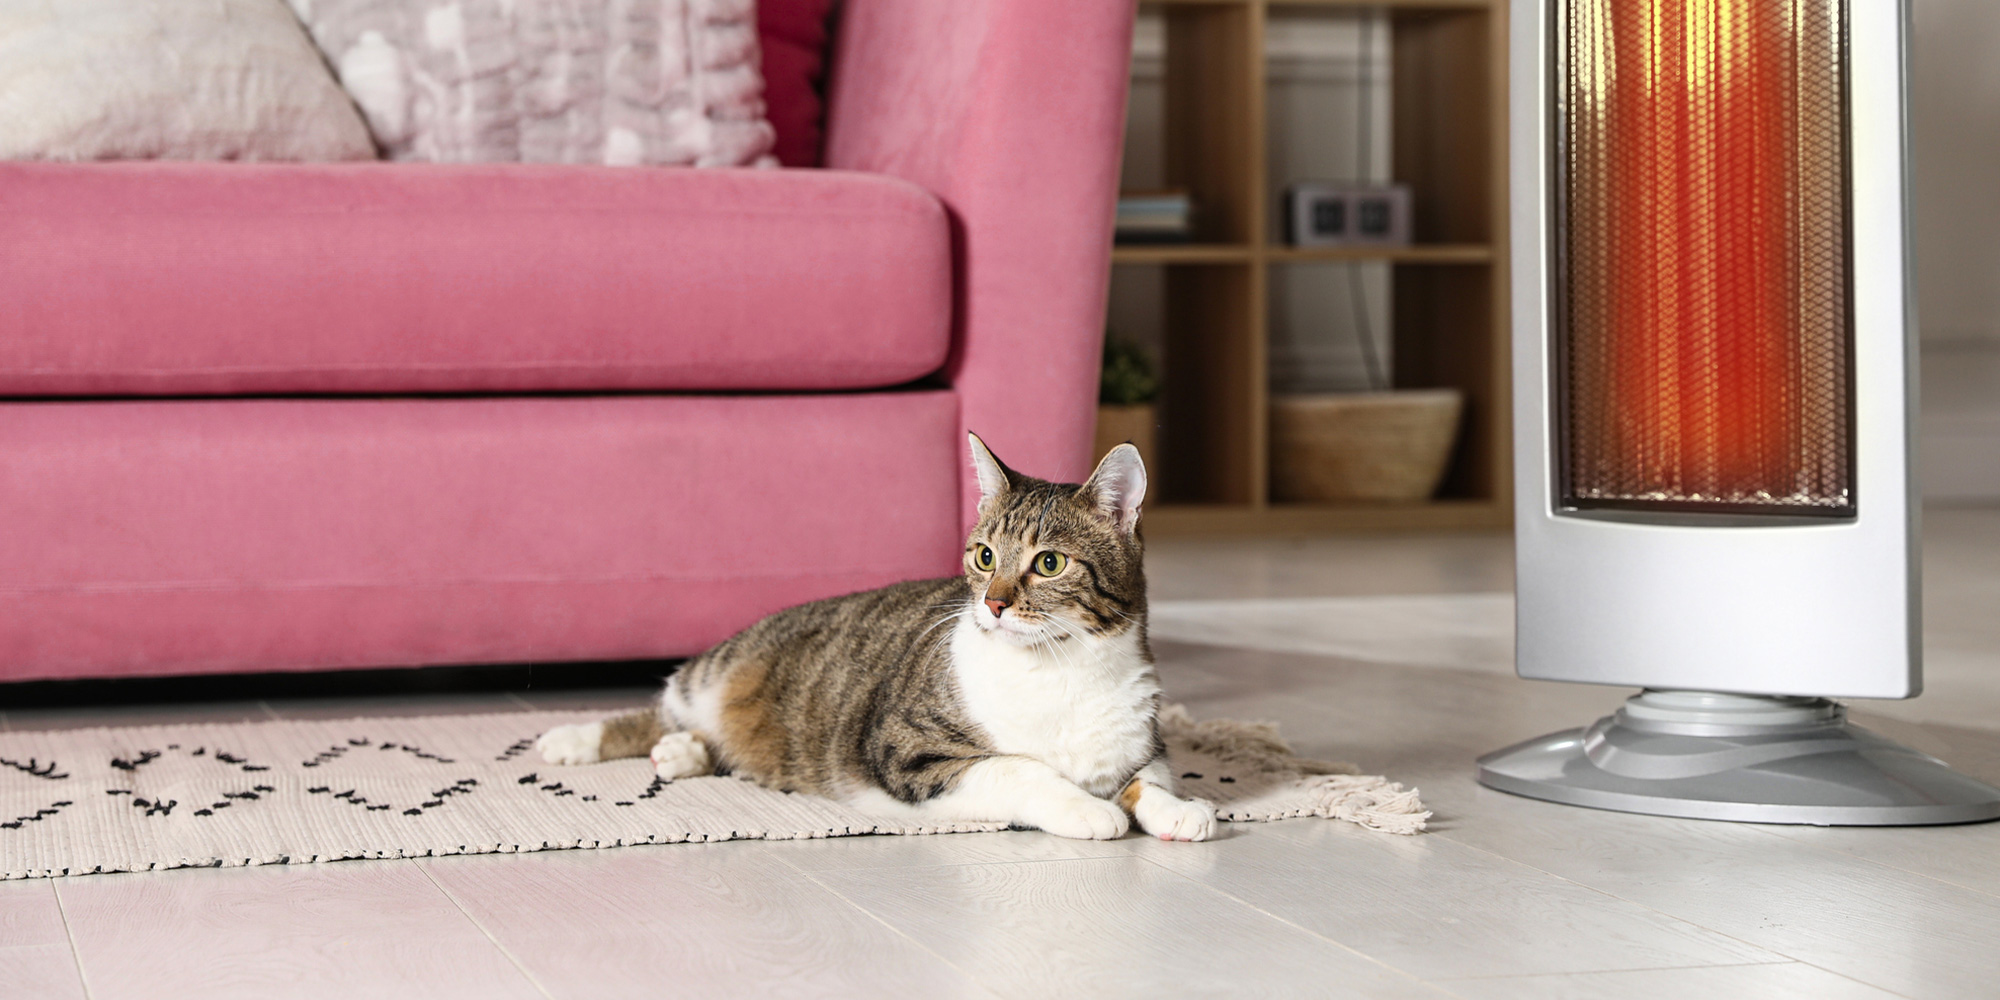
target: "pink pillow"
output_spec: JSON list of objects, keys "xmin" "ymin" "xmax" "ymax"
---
[{"xmin": 760, "ymin": 0, "xmax": 838, "ymax": 168}]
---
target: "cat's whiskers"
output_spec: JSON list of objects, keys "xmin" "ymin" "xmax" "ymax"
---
[
  {"xmin": 1040, "ymin": 615, "xmax": 1100, "ymax": 673},
  {"xmin": 1041, "ymin": 612, "xmax": 1080, "ymax": 641},
  {"xmin": 913, "ymin": 600, "xmax": 972, "ymax": 656},
  {"xmin": 998, "ymin": 607, "xmax": 1066, "ymax": 659},
  {"xmin": 1028, "ymin": 611, "xmax": 1072, "ymax": 643},
  {"xmin": 916, "ymin": 602, "xmax": 966, "ymax": 635},
  {"xmin": 1038, "ymin": 621, "xmax": 1085, "ymax": 674},
  {"xmin": 1014, "ymin": 608, "xmax": 1063, "ymax": 646},
  {"xmin": 1103, "ymin": 605, "xmax": 1143, "ymax": 631}
]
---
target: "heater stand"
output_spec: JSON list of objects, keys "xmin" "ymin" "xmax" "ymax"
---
[{"xmin": 1477, "ymin": 690, "xmax": 2000, "ymax": 825}]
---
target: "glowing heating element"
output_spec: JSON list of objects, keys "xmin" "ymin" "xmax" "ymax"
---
[{"xmin": 1559, "ymin": 0, "xmax": 1852, "ymax": 515}]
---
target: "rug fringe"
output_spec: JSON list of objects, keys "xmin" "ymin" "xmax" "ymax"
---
[
  {"xmin": 1307, "ymin": 774, "xmax": 1431, "ymax": 835},
  {"xmin": 1158, "ymin": 703, "xmax": 1361, "ymax": 776},
  {"xmin": 1161, "ymin": 703, "xmax": 1429, "ymax": 835}
]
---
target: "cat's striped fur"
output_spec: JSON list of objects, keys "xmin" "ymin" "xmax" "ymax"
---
[{"xmin": 535, "ymin": 434, "xmax": 1217, "ymax": 841}]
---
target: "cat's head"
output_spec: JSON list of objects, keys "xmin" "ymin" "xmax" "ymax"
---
[{"xmin": 961, "ymin": 432, "xmax": 1147, "ymax": 647}]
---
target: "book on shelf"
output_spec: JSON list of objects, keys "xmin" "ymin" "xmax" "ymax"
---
[{"xmin": 1115, "ymin": 189, "xmax": 1193, "ymax": 244}]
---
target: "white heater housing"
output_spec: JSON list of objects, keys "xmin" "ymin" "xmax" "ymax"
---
[
  {"xmin": 1512, "ymin": 0, "xmax": 1917, "ymax": 700},
  {"xmin": 1480, "ymin": 0, "xmax": 2000, "ymax": 824}
]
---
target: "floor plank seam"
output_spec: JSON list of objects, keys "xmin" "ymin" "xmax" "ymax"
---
[
  {"xmin": 790, "ymin": 867, "xmax": 1006, "ymax": 999},
  {"xmin": 47, "ymin": 878, "xmax": 95, "ymax": 1000},
  {"xmin": 1745, "ymin": 823, "xmax": 2000, "ymax": 904},
  {"xmin": 1124, "ymin": 852, "xmax": 1452, "ymax": 994},
  {"xmin": 1424, "ymin": 826, "xmax": 1813, "ymax": 969},
  {"xmin": 412, "ymin": 858, "xmax": 559, "ymax": 1000},
  {"xmin": 1426, "ymin": 959, "xmax": 1803, "ymax": 982},
  {"xmin": 1801, "ymin": 961, "xmax": 1924, "ymax": 1000},
  {"xmin": 770, "ymin": 844, "xmax": 1142, "ymax": 874}
]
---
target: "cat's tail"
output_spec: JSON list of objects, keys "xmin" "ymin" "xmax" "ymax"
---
[{"xmin": 536, "ymin": 708, "xmax": 668, "ymax": 765}]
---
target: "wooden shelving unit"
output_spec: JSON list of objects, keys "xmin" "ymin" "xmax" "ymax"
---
[{"xmin": 1117, "ymin": 0, "xmax": 1510, "ymax": 535}]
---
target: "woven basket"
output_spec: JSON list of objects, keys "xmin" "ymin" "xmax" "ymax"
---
[{"xmin": 1270, "ymin": 390, "xmax": 1463, "ymax": 502}]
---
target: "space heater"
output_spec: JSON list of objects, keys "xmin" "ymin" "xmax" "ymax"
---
[{"xmin": 1478, "ymin": 0, "xmax": 2000, "ymax": 823}]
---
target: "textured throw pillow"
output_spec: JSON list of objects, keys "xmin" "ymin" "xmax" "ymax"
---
[
  {"xmin": 758, "ymin": 0, "xmax": 837, "ymax": 168},
  {"xmin": 0, "ymin": 0, "xmax": 376, "ymax": 161},
  {"xmin": 290, "ymin": 0, "xmax": 776, "ymax": 166}
]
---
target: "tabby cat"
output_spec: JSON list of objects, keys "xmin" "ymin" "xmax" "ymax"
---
[{"xmin": 535, "ymin": 433, "xmax": 1216, "ymax": 841}]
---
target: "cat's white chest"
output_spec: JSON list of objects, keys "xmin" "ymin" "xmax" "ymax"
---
[{"xmin": 950, "ymin": 618, "xmax": 1159, "ymax": 797}]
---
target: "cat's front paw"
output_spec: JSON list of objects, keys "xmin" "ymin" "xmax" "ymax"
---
[
  {"xmin": 1031, "ymin": 795, "xmax": 1131, "ymax": 840},
  {"xmin": 536, "ymin": 722, "xmax": 604, "ymax": 765},
  {"xmin": 649, "ymin": 731, "xmax": 712, "ymax": 780},
  {"xmin": 1137, "ymin": 794, "xmax": 1217, "ymax": 842}
]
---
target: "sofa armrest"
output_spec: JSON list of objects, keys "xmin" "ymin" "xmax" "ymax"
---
[{"xmin": 824, "ymin": 0, "xmax": 1136, "ymax": 520}]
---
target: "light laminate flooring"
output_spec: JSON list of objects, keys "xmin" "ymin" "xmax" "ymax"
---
[{"xmin": 5, "ymin": 510, "xmax": 2000, "ymax": 999}]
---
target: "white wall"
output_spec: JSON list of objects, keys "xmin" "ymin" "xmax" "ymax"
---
[
  {"xmin": 1914, "ymin": 0, "xmax": 2000, "ymax": 500},
  {"xmin": 1913, "ymin": 0, "xmax": 2000, "ymax": 346}
]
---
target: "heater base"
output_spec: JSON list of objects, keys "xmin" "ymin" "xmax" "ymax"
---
[{"xmin": 1476, "ymin": 691, "xmax": 2000, "ymax": 826}]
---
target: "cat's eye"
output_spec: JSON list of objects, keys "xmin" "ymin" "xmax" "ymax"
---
[
  {"xmin": 973, "ymin": 544, "xmax": 996, "ymax": 572},
  {"xmin": 1033, "ymin": 551, "xmax": 1069, "ymax": 577}
]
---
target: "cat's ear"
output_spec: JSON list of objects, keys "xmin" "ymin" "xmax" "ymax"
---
[
  {"xmin": 968, "ymin": 432, "xmax": 1014, "ymax": 510},
  {"xmin": 1082, "ymin": 443, "xmax": 1146, "ymax": 536}
]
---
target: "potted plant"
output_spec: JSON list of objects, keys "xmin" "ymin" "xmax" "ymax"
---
[{"xmin": 1095, "ymin": 335, "xmax": 1159, "ymax": 475}]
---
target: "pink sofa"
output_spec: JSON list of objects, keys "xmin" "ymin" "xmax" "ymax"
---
[{"xmin": 0, "ymin": 0, "xmax": 1135, "ymax": 684}]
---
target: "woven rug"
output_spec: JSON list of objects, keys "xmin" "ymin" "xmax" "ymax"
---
[{"xmin": 0, "ymin": 705, "xmax": 1427, "ymax": 880}]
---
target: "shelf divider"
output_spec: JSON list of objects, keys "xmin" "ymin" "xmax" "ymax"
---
[
  {"xmin": 1264, "ymin": 243, "xmax": 1494, "ymax": 264},
  {"xmin": 1112, "ymin": 244, "xmax": 1257, "ymax": 265}
]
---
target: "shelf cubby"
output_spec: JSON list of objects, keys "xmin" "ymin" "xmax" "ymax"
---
[{"xmin": 1112, "ymin": 0, "xmax": 1511, "ymax": 534}]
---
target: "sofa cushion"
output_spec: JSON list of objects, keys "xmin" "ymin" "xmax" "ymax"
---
[
  {"xmin": 0, "ymin": 162, "xmax": 952, "ymax": 395},
  {"xmin": 0, "ymin": 391, "xmax": 964, "ymax": 681}
]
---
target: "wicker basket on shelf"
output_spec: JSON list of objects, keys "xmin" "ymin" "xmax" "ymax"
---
[{"xmin": 1270, "ymin": 390, "xmax": 1463, "ymax": 502}]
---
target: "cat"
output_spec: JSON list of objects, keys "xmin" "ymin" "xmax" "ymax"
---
[{"xmin": 534, "ymin": 432, "xmax": 1217, "ymax": 841}]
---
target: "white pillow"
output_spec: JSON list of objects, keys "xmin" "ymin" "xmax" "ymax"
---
[
  {"xmin": 0, "ymin": 0, "xmax": 376, "ymax": 161},
  {"xmin": 289, "ymin": 0, "xmax": 776, "ymax": 167}
]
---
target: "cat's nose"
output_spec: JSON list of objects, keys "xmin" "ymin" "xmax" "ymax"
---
[{"xmin": 983, "ymin": 597, "xmax": 1009, "ymax": 618}]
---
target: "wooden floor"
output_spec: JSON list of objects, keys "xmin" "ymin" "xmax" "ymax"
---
[{"xmin": 4, "ymin": 511, "xmax": 1999, "ymax": 999}]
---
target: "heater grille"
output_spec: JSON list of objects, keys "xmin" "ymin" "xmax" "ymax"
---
[{"xmin": 1559, "ymin": 0, "xmax": 1852, "ymax": 516}]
